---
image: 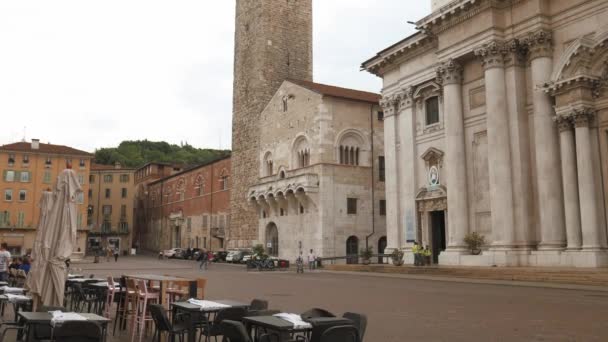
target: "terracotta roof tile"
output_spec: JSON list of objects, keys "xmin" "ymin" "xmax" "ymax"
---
[
  {"xmin": 287, "ymin": 79, "xmax": 381, "ymax": 104},
  {"xmin": 0, "ymin": 142, "xmax": 93, "ymax": 157}
]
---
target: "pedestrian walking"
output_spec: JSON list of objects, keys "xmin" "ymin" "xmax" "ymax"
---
[
  {"xmin": 296, "ymin": 252, "xmax": 304, "ymax": 274},
  {"xmin": 113, "ymin": 247, "xmax": 119, "ymax": 262},
  {"xmin": 199, "ymin": 249, "xmax": 208, "ymax": 270},
  {"xmin": 307, "ymin": 249, "xmax": 316, "ymax": 271},
  {"xmin": 106, "ymin": 246, "xmax": 112, "ymax": 263},
  {"xmin": 0, "ymin": 243, "xmax": 11, "ymax": 282}
]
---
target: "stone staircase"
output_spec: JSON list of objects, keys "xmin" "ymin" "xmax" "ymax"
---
[{"xmin": 324, "ymin": 264, "xmax": 608, "ymax": 287}]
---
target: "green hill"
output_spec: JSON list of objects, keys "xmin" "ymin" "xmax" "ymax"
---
[{"xmin": 94, "ymin": 140, "xmax": 230, "ymax": 168}]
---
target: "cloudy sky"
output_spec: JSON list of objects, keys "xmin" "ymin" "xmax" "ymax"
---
[{"xmin": 0, "ymin": 0, "xmax": 430, "ymax": 152}]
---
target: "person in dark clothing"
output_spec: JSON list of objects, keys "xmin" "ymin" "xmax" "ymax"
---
[
  {"xmin": 113, "ymin": 247, "xmax": 119, "ymax": 262},
  {"xmin": 199, "ymin": 250, "xmax": 208, "ymax": 270}
]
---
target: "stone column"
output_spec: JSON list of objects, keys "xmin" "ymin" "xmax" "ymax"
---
[
  {"xmin": 380, "ymin": 96, "xmax": 402, "ymax": 250},
  {"xmin": 504, "ymin": 40, "xmax": 534, "ymax": 247},
  {"xmin": 475, "ymin": 41, "xmax": 516, "ymax": 248},
  {"xmin": 573, "ymin": 108, "xmax": 605, "ymax": 250},
  {"xmin": 396, "ymin": 88, "xmax": 418, "ymax": 248},
  {"xmin": 556, "ymin": 115, "xmax": 582, "ymax": 250},
  {"xmin": 436, "ymin": 59, "xmax": 469, "ymax": 250},
  {"xmin": 524, "ymin": 30, "xmax": 566, "ymax": 250}
]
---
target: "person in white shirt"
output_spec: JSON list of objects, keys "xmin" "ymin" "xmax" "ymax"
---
[
  {"xmin": 307, "ymin": 249, "xmax": 316, "ymax": 271},
  {"xmin": 0, "ymin": 243, "xmax": 12, "ymax": 281}
]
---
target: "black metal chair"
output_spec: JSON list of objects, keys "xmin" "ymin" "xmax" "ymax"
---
[
  {"xmin": 249, "ymin": 299, "xmax": 268, "ymax": 311},
  {"xmin": 72, "ymin": 283, "xmax": 97, "ymax": 313},
  {"xmin": 149, "ymin": 304, "xmax": 189, "ymax": 342},
  {"xmin": 199, "ymin": 307, "xmax": 248, "ymax": 342},
  {"xmin": 319, "ymin": 325, "xmax": 359, "ymax": 342},
  {"xmin": 301, "ymin": 308, "xmax": 336, "ymax": 319},
  {"xmin": 52, "ymin": 320, "xmax": 103, "ymax": 342},
  {"xmin": 342, "ymin": 312, "xmax": 367, "ymax": 341},
  {"xmin": 220, "ymin": 320, "xmax": 278, "ymax": 342}
]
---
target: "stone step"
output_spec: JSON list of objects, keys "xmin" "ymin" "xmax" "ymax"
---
[{"xmin": 324, "ymin": 264, "xmax": 608, "ymax": 286}]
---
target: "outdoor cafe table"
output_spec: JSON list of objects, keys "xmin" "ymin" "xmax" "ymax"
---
[
  {"xmin": 243, "ymin": 315, "xmax": 312, "ymax": 342},
  {"xmin": 18, "ymin": 311, "xmax": 111, "ymax": 342},
  {"xmin": 171, "ymin": 299, "xmax": 249, "ymax": 342},
  {"xmin": 0, "ymin": 294, "xmax": 32, "ymax": 321},
  {"xmin": 125, "ymin": 274, "xmax": 197, "ymax": 306},
  {"xmin": 243, "ymin": 316, "xmax": 355, "ymax": 342}
]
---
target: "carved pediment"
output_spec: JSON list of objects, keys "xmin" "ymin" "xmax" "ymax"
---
[{"xmin": 420, "ymin": 147, "xmax": 444, "ymax": 167}]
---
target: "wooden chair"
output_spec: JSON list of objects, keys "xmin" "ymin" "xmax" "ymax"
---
[{"xmin": 132, "ymin": 279, "xmax": 160, "ymax": 342}]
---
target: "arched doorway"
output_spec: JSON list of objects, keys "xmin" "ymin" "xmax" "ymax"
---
[
  {"xmin": 377, "ymin": 236, "xmax": 387, "ymax": 264},
  {"xmin": 346, "ymin": 236, "xmax": 359, "ymax": 264},
  {"xmin": 265, "ymin": 222, "xmax": 279, "ymax": 257}
]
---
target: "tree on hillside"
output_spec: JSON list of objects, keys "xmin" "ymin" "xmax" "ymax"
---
[{"xmin": 94, "ymin": 140, "xmax": 230, "ymax": 168}]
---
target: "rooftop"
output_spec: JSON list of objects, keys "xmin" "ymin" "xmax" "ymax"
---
[
  {"xmin": 91, "ymin": 163, "xmax": 136, "ymax": 171},
  {"xmin": 287, "ymin": 79, "xmax": 381, "ymax": 104},
  {"xmin": 0, "ymin": 141, "xmax": 93, "ymax": 157}
]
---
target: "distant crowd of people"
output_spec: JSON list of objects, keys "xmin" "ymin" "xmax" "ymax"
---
[{"xmin": 0, "ymin": 242, "xmax": 31, "ymax": 281}]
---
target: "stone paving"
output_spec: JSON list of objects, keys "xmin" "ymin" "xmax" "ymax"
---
[{"xmin": 5, "ymin": 255, "xmax": 608, "ymax": 341}]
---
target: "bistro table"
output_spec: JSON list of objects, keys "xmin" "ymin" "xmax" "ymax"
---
[
  {"xmin": 243, "ymin": 315, "xmax": 313, "ymax": 342},
  {"xmin": 18, "ymin": 311, "xmax": 111, "ymax": 342},
  {"xmin": 125, "ymin": 274, "xmax": 197, "ymax": 306},
  {"xmin": 172, "ymin": 299, "xmax": 249, "ymax": 342},
  {"xmin": 0, "ymin": 294, "xmax": 33, "ymax": 322}
]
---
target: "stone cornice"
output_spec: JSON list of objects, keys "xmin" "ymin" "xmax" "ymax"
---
[
  {"xmin": 543, "ymin": 75, "xmax": 601, "ymax": 97},
  {"xmin": 436, "ymin": 59, "xmax": 463, "ymax": 85},
  {"xmin": 417, "ymin": 0, "xmax": 525, "ymax": 34},
  {"xmin": 362, "ymin": 33, "xmax": 436, "ymax": 77}
]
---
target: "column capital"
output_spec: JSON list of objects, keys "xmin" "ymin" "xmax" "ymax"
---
[
  {"xmin": 398, "ymin": 86, "xmax": 415, "ymax": 111},
  {"xmin": 521, "ymin": 29, "xmax": 553, "ymax": 60},
  {"xmin": 572, "ymin": 107, "xmax": 596, "ymax": 127},
  {"xmin": 474, "ymin": 40, "xmax": 507, "ymax": 70},
  {"xmin": 553, "ymin": 115, "xmax": 573, "ymax": 132},
  {"xmin": 436, "ymin": 59, "xmax": 462, "ymax": 85},
  {"xmin": 503, "ymin": 39, "xmax": 527, "ymax": 68}
]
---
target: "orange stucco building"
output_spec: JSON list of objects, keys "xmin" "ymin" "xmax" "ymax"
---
[{"xmin": 0, "ymin": 139, "xmax": 92, "ymax": 255}]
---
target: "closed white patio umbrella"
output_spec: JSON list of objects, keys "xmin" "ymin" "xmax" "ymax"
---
[{"xmin": 26, "ymin": 168, "xmax": 82, "ymax": 307}]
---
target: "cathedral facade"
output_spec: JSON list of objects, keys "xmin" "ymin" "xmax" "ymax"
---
[{"xmin": 363, "ymin": 0, "xmax": 608, "ymax": 267}]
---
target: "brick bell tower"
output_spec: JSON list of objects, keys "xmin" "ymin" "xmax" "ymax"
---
[{"xmin": 228, "ymin": 0, "xmax": 313, "ymax": 248}]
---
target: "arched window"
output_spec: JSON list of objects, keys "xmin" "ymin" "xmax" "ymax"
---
[
  {"xmin": 279, "ymin": 170, "xmax": 286, "ymax": 179},
  {"xmin": 337, "ymin": 130, "xmax": 365, "ymax": 166},
  {"xmin": 425, "ymin": 96, "xmax": 439, "ymax": 125},
  {"xmin": 263, "ymin": 152, "xmax": 274, "ymax": 177},
  {"xmin": 292, "ymin": 136, "xmax": 310, "ymax": 169}
]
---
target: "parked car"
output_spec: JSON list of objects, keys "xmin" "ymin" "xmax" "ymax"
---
[
  {"xmin": 159, "ymin": 248, "xmax": 183, "ymax": 259},
  {"xmin": 213, "ymin": 251, "xmax": 228, "ymax": 262},
  {"xmin": 239, "ymin": 251, "xmax": 253, "ymax": 264},
  {"xmin": 184, "ymin": 248, "xmax": 201, "ymax": 260},
  {"xmin": 226, "ymin": 250, "xmax": 251, "ymax": 263}
]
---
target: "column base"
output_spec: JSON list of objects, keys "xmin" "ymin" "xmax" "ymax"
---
[
  {"xmin": 561, "ymin": 250, "xmax": 608, "ymax": 267},
  {"xmin": 438, "ymin": 248, "xmax": 469, "ymax": 265}
]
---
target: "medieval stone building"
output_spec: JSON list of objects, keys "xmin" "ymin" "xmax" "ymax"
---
[
  {"xmin": 248, "ymin": 80, "xmax": 386, "ymax": 260},
  {"xmin": 229, "ymin": 0, "xmax": 313, "ymax": 248},
  {"xmin": 363, "ymin": 0, "xmax": 608, "ymax": 267}
]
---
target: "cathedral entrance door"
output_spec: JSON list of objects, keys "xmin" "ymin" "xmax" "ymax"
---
[{"xmin": 430, "ymin": 211, "xmax": 446, "ymax": 264}]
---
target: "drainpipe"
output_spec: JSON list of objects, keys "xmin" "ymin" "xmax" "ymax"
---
[{"xmin": 366, "ymin": 104, "xmax": 376, "ymax": 250}]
